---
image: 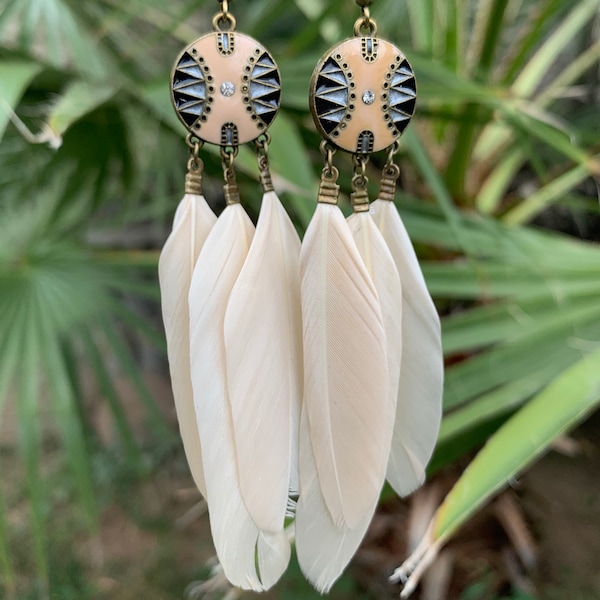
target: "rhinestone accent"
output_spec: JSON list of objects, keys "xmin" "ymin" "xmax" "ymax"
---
[
  {"xmin": 220, "ymin": 82, "xmax": 236, "ymax": 97},
  {"xmin": 362, "ymin": 90, "xmax": 376, "ymax": 105}
]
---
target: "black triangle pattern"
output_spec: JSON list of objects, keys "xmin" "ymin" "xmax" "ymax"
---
[
  {"xmin": 172, "ymin": 52, "xmax": 208, "ymax": 128},
  {"xmin": 389, "ymin": 59, "xmax": 417, "ymax": 134},
  {"xmin": 249, "ymin": 52, "xmax": 281, "ymax": 127},
  {"xmin": 314, "ymin": 58, "xmax": 349, "ymax": 134}
]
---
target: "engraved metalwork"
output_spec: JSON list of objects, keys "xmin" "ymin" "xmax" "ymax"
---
[
  {"xmin": 312, "ymin": 57, "xmax": 351, "ymax": 135},
  {"xmin": 221, "ymin": 122, "xmax": 239, "ymax": 146},
  {"xmin": 387, "ymin": 58, "xmax": 417, "ymax": 136},
  {"xmin": 172, "ymin": 52, "xmax": 210, "ymax": 128},
  {"xmin": 357, "ymin": 130, "xmax": 374, "ymax": 153},
  {"xmin": 171, "ymin": 32, "xmax": 281, "ymax": 145},
  {"xmin": 310, "ymin": 37, "xmax": 416, "ymax": 153},
  {"xmin": 361, "ymin": 37, "xmax": 379, "ymax": 62},
  {"xmin": 218, "ymin": 32, "xmax": 235, "ymax": 55},
  {"xmin": 248, "ymin": 51, "xmax": 281, "ymax": 129}
]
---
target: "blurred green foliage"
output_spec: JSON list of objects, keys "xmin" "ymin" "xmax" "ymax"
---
[{"xmin": 0, "ymin": 0, "xmax": 599, "ymax": 598}]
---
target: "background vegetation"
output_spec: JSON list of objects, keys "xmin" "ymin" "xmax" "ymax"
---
[{"xmin": 0, "ymin": 0, "xmax": 599, "ymax": 598}]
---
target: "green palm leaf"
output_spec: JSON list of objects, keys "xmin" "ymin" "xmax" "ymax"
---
[{"xmin": 397, "ymin": 348, "xmax": 600, "ymax": 597}]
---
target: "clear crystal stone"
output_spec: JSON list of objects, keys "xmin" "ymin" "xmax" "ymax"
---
[
  {"xmin": 362, "ymin": 90, "xmax": 376, "ymax": 105},
  {"xmin": 220, "ymin": 82, "xmax": 235, "ymax": 97}
]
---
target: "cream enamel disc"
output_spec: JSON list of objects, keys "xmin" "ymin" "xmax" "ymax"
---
[
  {"xmin": 171, "ymin": 31, "xmax": 281, "ymax": 146},
  {"xmin": 310, "ymin": 37, "xmax": 417, "ymax": 153}
]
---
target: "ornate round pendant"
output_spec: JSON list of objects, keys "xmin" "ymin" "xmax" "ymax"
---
[
  {"xmin": 171, "ymin": 31, "xmax": 282, "ymax": 146},
  {"xmin": 310, "ymin": 37, "xmax": 417, "ymax": 154}
]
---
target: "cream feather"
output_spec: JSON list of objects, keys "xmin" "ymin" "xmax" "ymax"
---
[
  {"xmin": 347, "ymin": 210, "xmax": 402, "ymax": 436},
  {"xmin": 295, "ymin": 406, "xmax": 376, "ymax": 593},
  {"xmin": 158, "ymin": 194, "xmax": 216, "ymax": 496},
  {"xmin": 299, "ymin": 203, "xmax": 390, "ymax": 530},
  {"xmin": 371, "ymin": 199, "xmax": 443, "ymax": 497},
  {"xmin": 224, "ymin": 191, "xmax": 302, "ymax": 533},
  {"xmin": 295, "ymin": 210, "xmax": 402, "ymax": 593},
  {"xmin": 189, "ymin": 203, "xmax": 290, "ymax": 590},
  {"xmin": 257, "ymin": 530, "xmax": 294, "ymax": 590}
]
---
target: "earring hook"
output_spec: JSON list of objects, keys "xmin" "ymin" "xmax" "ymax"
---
[
  {"xmin": 213, "ymin": 0, "xmax": 236, "ymax": 31},
  {"xmin": 354, "ymin": 0, "xmax": 377, "ymax": 36}
]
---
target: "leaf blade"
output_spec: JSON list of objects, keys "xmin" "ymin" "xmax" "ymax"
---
[
  {"xmin": 0, "ymin": 61, "xmax": 41, "ymax": 141},
  {"xmin": 434, "ymin": 347, "xmax": 600, "ymax": 542}
]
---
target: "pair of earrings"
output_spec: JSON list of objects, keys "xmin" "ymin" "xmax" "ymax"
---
[{"xmin": 159, "ymin": 0, "xmax": 443, "ymax": 593}]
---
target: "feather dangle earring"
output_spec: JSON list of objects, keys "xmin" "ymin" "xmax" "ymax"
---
[
  {"xmin": 158, "ymin": 103, "xmax": 216, "ymax": 502},
  {"xmin": 224, "ymin": 134, "xmax": 303, "ymax": 536},
  {"xmin": 295, "ymin": 0, "xmax": 443, "ymax": 592},
  {"xmin": 160, "ymin": 1, "xmax": 298, "ymax": 591},
  {"xmin": 372, "ymin": 146, "xmax": 444, "ymax": 499}
]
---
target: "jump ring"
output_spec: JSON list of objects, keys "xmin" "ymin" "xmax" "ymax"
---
[
  {"xmin": 352, "ymin": 154, "xmax": 369, "ymax": 178},
  {"xmin": 352, "ymin": 174, "xmax": 368, "ymax": 190},
  {"xmin": 322, "ymin": 166, "xmax": 339, "ymax": 182},
  {"xmin": 384, "ymin": 164, "xmax": 400, "ymax": 179},
  {"xmin": 212, "ymin": 11, "xmax": 236, "ymax": 31},
  {"xmin": 354, "ymin": 16, "xmax": 377, "ymax": 37}
]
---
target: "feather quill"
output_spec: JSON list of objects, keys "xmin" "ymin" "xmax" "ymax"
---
[
  {"xmin": 299, "ymin": 203, "xmax": 390, "ymax": 530},
  {"xmin": 189, "ymin": 203, "xmax": 290, "ymax": 590},
  {"xmin": 224, "ymin": 191, "xmax": 302, "ymax": 533},
  {"xmin": 371, "ymin": 199, "xmax": 443, "ymax": 497},
  {"xmin": 158, "ymin": 194, "xmax": 216, "ymax": 496}
]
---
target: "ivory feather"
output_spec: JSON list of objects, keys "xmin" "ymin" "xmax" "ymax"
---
[
  {"xmin": 347, "ymin": 210, "xmax": 402, "ymax": 438},
  {"xmin": 295, "ymin": 211, "xmax": 401, "ymax": 593},
  {"xmin": 189, "ymin": 203, "xmax": 290, "ymax": 590},
  {"xmin": 295, "ymin": 407, "xmax": 375, "ymax": 593},
  {"xmin": 371, "ymin": 199, "xmax": 443, "ymax": 497},
  {"xmin": 299, "ymin": 203, "xmax": 390, "ymax": 530},
  {"xmin": 158, "ymin": 194, "xmax": 216, "ymax": 496},
  {"xmin": 257, "ymin": 530, "xmax": 294, "ymax": 590},
  {"xmin": 224, "ymin": 191, "xmax": 302, "ymax": 533}
]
